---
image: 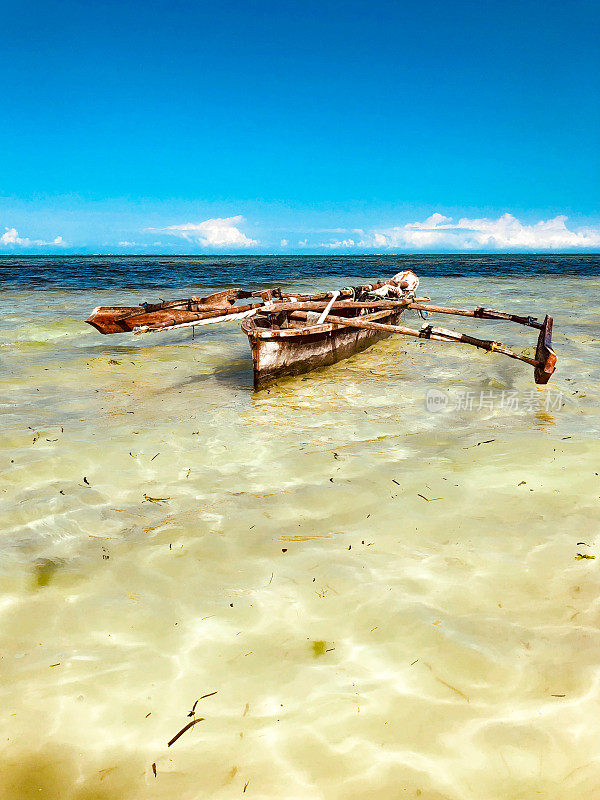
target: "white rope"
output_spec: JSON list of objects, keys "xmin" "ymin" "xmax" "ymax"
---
[
  {"xmin": 132, "ymin": 306, "xmax": 260, "ymax": 335},
  {"xmin": 316, "ymin": 291, "xmax": 340, "ymax": 325}
]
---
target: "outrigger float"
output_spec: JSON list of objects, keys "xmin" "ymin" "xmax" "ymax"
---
[{"xmin": 86, "ymin": 271, "xmax": 556, "ymax": 389}]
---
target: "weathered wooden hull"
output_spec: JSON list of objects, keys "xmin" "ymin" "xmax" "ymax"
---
[{"xmin": 241, "ymin": 309, "xmax": 406, "ymax": 389}]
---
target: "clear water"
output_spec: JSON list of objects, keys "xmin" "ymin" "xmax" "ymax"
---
[{"xmin": 1, "ymin": 257, "xmax": 600, "ymax": 799}]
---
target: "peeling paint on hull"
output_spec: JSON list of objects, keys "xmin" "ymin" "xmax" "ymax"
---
[{"xmin": 241, "ymin": 310, "xmax": 406, "ymax": 389}]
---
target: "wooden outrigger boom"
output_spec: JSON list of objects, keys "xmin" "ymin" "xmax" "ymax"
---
[
  {"xmin": 282, "ymin": 309, "xmax": 556, "ymax": 385},
  {"xmin": 85, "ymin": 272, "xmax": 556, "ymax": 388}
]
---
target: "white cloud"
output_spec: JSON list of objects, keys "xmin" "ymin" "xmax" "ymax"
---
[
  {"xmin": 0, "ymin": 227, "xmax": 65, "ymax": 247},
  {"xmin": 309, "ymin": 236, "xmax": 365, "ymax": 248},
  {"xmin": 154, "ymin": 215, "xmax": 257, "ymax": 247},
  {"xmin": 1, "ymin": 227, "xmax": 23, "ymax": 245},
  {"xmin": 409, "ymin": 212, "xmax": 453, "ymax": 230},
  {"xmin": 310, "ymin": 213, "xmax": 600, "ymax": 251},
  {"xmin": 320, "ymin": 238, "xmax": 357, "ymax": 249},
  {"xmin": 370, "ymin": 213, "xmax": 600, "ymax": 251},
  {"xmin": 118, "ymin": 241, "xmax": 136, "ymax": 247},
  {"xmin": 280, "ymin": 238, "xmax": 288, "ymax": 248}
]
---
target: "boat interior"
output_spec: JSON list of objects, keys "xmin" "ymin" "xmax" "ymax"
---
[{"xmin": 249, "ymin": 305, "xmax": 401, "ymax": 332}]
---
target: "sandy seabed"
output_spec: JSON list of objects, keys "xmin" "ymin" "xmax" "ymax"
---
[{"xmin": 1, "ymin": 275, "xmax": 600, "ymax": 799}]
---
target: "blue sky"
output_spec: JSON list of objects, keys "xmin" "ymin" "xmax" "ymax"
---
[{"xmin": 1, "ymin": 0, "xmax": 599, "ymax": 252}]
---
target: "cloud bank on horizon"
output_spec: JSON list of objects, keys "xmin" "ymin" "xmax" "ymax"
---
[
  {"xmin": 318, "ymin": 214, "xmax": 600, "ymax": 251},
  {"xmin": 1, "ymin": 213, "xmax": 599, "ymax": 253}
]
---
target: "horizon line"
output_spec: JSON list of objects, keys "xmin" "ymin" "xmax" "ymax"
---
[{"xmin": 1, "ymin": 251, "xmax": 599, "ymax": 258}]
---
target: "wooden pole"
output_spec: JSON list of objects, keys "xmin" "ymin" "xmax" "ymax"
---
[
  {"xmin": 407, "ymin": 303, "xmax": 543, "ymax": 329},
  {"xmin": 266, "ymin": 299, "xmax": 422, "ymax": 313},
  {"xmin": 267, "ymin": 299, "xmax": 544, "ymax": 330}
]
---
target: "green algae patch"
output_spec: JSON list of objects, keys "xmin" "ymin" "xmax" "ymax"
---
[
  {"xmin": 33, "ymin": 559, "xmax": 60, "ymax": 588},
  {"xmin": 311, "ymin": 640, "xmax": 327, "ymax": 657}
]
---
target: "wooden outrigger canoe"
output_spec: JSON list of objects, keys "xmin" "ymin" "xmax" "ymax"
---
[
  {"xmin": 86, "ymin": 271, "xmax": 557, "ymax": 389},
  {"xmin": 241, "ymin": 304, "xmax": 408, "ymax": 389}
]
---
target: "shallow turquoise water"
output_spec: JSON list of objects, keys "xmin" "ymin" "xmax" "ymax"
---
[{"xmin": 1, "ymin": 273, "xmax": 600, "ymax": 799}]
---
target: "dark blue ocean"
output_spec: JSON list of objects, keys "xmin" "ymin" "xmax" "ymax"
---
[{"xmin": 0, "ymin": 253, "xmax": 598, "ymax": 290}]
